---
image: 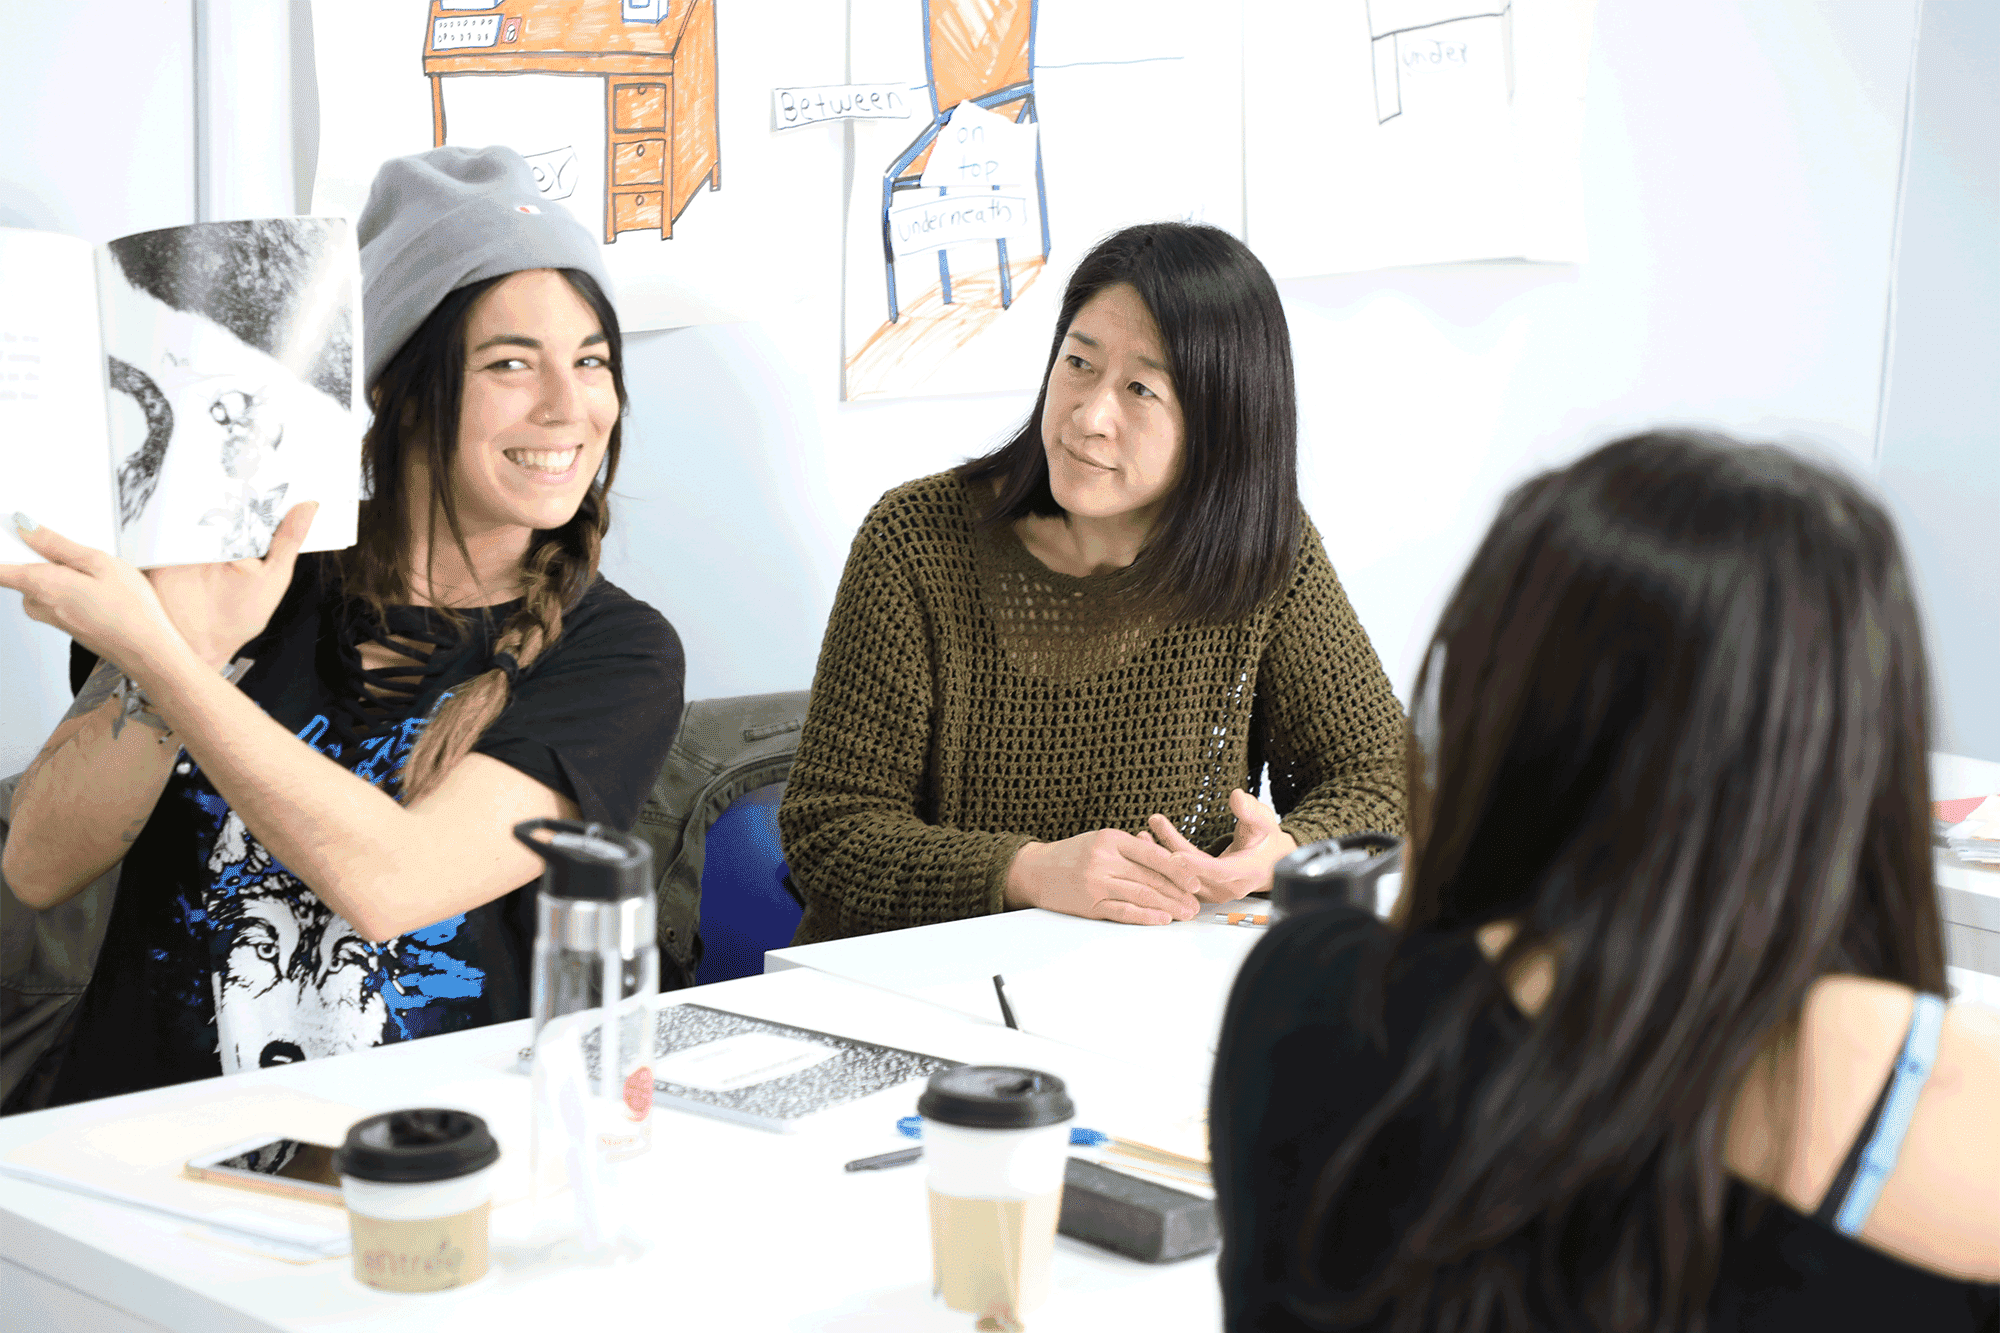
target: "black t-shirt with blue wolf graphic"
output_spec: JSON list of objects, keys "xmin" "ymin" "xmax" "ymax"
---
[{"xmin": 50, "ymin": 553, "xmax": 682, "ymax": 1106}]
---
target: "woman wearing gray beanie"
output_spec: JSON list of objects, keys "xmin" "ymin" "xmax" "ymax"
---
[{"xmin": 0, "ymin": 147, "xmax": 683, "ymax": 1109}]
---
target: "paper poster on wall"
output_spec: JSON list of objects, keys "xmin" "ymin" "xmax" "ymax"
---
[
  {"xmin": 310, "ymin": 0, "xmax": 846, "ymax": 331},
  {"xmin": 841, "ymin": 0, "xmax": 1243, "ymax": 401},
  {"xmin": 1243, "ymin": 0, "xmax": 1594, "ymax": 279}
]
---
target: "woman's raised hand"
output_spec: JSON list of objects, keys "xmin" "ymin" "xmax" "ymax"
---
[
  {"xmin": 1004, "ymin": 828, "xmax": 1203, "ymax": 925},
  {"xmin": 0, "ymin": 503, "xmax": 316, "ymax": 675},
  {"xmin": 146, "ymin": 502, "xmax": 318, "ymax": 667},
  {"xmin": 1145, "ymin": 788, "xmax": 1298, "ymax": 904}
]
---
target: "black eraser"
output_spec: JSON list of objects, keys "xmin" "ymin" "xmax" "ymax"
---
[{"xmin": 1058, "ymin": 1157, "xmax": 1219, "ymax": 1263}]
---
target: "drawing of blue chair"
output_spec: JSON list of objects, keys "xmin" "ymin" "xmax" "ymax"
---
[{"xmin": 882, "ymin": 0, "xmax": 1052, "ymax": 323}]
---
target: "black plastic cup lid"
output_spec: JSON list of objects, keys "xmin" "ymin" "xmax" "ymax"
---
[
  {"xmin": 513, "ymin": 818, "xmax": 652, "ymax": 902},
  {"xmin": 917, "ymin": 1066, "xmax": 1075, "ymax": 1129},
  {"xmin": 333, "ymin": 1109, "xmax": 500, "ymax": 1183}
]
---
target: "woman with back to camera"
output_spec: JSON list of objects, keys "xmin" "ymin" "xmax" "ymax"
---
[
  {"xmin": 779, "ymin": 223, "xmax": 1406, "ymax": 944},
  {"xmin": 1211, "ymin": 432, "xmax": 1999, "ymax": 1331},
  {"xmin": 0, "ymin": 146, "xmax": 683, "ymax": 1109}
]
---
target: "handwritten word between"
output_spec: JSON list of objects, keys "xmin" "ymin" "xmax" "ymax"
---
[
  {"xmin": 773, "ymin": 84, "xmax": 913, "ymax": 129},
  {"xmin": 889, "ymin": 193, "xmax": 1029, "ymax": 258}
]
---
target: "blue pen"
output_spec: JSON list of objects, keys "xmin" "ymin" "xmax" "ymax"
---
[{"xmin": 893, "ymin": 1115, "xmax": 1108, "ymax": 1147}]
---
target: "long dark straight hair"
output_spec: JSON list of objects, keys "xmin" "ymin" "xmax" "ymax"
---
[
  {"xmin": 959, "ymin": 222, "xmax": 1300, "ymax": 624},
  {"xmin": 1294, "ymin": 431, "xmax": 1943, "ymax": 1332},
  {"xmin": 338, "ymin": 268, "xmax": 626, "ymax": 800}
]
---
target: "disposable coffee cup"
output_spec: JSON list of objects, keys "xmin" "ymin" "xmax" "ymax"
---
[
  {"xmin": 335, "ymin": 1109, "xmax": 500, "ymax": 1293},
  {"xmin": 917, "ymin": 1066, "xmax": 1076, "ymax": 1326}
]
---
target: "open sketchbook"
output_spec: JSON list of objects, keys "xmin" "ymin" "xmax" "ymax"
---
[{"xmin": 0, "ymin": 220, "xmax": 361, "ymax": 568}]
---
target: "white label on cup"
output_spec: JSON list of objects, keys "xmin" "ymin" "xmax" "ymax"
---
[
  {"xmin": 925, "ymin": 1121, "xmax": 1072, "ymax": 1199},
  {"xmin": 651, "ymin": 1032, "xmax": 837, "ymax": 1091}
]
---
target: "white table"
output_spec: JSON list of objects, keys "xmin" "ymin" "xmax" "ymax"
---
[{"xmin": 0, "ymin": 968, "xmax": 1224, "ymax": 1333}]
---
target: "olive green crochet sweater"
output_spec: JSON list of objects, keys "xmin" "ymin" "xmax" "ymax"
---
[{"xmin": 779, "ymin": 471, "xmax": 1406, "ymax": 945}]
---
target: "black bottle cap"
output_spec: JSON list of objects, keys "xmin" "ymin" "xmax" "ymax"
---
[
  {"xmin": 512, "ymin": 818, "xmax": 651, "ymax": 902},
  {"xmin": 917, "ymin": 1066, "xmax": 1075, "ymax": 1130},
  {"xmin": 333, "ymin": 1109, "xmax": 500, "ymax": 1183},
  {"xmin": 1270, "ymin": 832, "xmax": 1402, "ymax": 917}
]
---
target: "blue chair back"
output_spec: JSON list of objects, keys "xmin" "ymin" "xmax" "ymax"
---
[{"xmin": 695, "ymin": 782, "xmax": 801, "ymax": 985}]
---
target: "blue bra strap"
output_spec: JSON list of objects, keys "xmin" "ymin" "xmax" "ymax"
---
[{"xmin": 1832, "ymin": 992, "xmax": 1947, "ymax": 1236}]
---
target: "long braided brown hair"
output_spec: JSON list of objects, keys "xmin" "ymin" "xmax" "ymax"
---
[{"xmin": 340, "ymin": 268, "xmax": 626, "ymax": 802}]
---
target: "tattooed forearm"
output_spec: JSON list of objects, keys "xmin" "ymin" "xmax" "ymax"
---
[
  {"xmin": 106, "ymin": 672, "xmax": 175, "ymax": 744},
  {"xmin": 18, "ymin": 725, "xmax": 81, "ymax": 793},
  {"xmin": 65, "ymin": 658, "xmax": 123, "ymax": 722},
  {"xmin": 20, "ymin": 658, "xmax": 175, "ymax": 801}
]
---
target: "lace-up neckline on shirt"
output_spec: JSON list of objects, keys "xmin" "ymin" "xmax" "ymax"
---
[{"xmin": 332, "ymin": 599, "xmax": 521, "ymax": 738}]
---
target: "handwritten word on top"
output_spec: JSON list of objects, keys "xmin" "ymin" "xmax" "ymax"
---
[
  {"xmin": 773, "ymin": 84, "xmax": 914, "ymax": 130},
  {"xmin": 917, "ymin": 101, "xmax": 1039, "ymax": 190}
]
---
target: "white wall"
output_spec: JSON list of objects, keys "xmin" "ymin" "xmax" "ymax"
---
[
  {"xmin": 5, "ymin": 0, "xmax": 1993, "ymax": 780},
  {"xmin": 1875, "ymin": 0, "xmax": 2000, "ymax": 759}
]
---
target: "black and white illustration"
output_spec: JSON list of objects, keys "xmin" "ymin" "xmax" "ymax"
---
[{"xmin": 97, "ymin": 219, "xmax": 360, "ymax": 565}]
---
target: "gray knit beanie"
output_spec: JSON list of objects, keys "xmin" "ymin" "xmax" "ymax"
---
[{"xmin": 357, "ymin": 145, "xmax": 614, "ymax": 388}]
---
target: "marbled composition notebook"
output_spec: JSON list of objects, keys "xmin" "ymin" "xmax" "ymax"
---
[{"xmin": 580, "ymin": 1003, "xmax": 958, "ymax": 1133}]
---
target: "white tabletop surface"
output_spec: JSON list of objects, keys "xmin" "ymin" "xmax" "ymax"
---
[{"xmin": 0, "ymin": 967, "xmax": 1222, "ymax": 1333}]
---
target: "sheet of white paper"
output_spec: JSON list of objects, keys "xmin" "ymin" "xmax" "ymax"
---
[
  {"xmin": 311, "ymin": 0, "xmax": 847, "ymax": 332},
  {"xmin": 888, "ymin": 190, "xmax": 1039, "ymax": 260},
  {"xmin": 999, "ymin": 929, "xmax": 1244, "ymax": 1065},
  {"xmin": 1244, "ymin": 0, "xmax": 1594, "ymax": 278},
  {"xmin": 918, "ymin": 101, "xmax": 1041, "ymax": 190},
  {"xmin": 652, "ymin": 1031, "xmax": 840, "ymax": 1092},
  {"xmin": 0, "ymin": 228, "xmax": 118, "ymax": 561}
]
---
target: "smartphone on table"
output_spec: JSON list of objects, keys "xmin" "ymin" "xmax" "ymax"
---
[{"xmin": 184, "ymin": 1135, "xmax": 344, "ymax": 1206}]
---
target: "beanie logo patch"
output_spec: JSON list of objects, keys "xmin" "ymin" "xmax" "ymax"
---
[{"xmin": 514, "ymin": 203, "xmax": 542, "ymax": 214}]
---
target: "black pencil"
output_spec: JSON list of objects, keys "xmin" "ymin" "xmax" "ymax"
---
[{"xmin": 992, "ymin": 974, "xmax": 1020, "ymax": 1030}]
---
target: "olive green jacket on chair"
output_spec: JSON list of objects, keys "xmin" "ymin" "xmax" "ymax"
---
[
  {"xmin": 0, "ymin": 770, "xmax": 119, "ymax": 1114},
  {"xmin": 631, "ymin": 690, "xmax": 810, "ymax": 988}
]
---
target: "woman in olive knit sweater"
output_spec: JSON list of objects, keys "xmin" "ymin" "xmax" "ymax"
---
[{"xmin": 780, "ymin": 224, "xmax": 1406, "ymax": 945}]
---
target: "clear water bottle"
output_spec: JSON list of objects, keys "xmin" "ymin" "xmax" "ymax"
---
[{"xmin": 515, "ymin": 819, "xmax": 658, "ymax": 1162}]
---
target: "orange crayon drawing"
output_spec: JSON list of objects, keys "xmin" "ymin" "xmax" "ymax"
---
[
  {"xmin": 845, "ymin": 0, "xmax": 1050, "ymax": 400},
  {"xmin": 422, "ymin": 0, "xmax": 721, "ymax": 244}
]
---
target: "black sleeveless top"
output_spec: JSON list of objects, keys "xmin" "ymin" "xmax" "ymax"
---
[{"xmin": 1211, "ymin": 903, "xmax": 1999, "ymax": 1332}]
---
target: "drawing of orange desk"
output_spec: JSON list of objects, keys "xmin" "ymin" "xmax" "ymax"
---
[{"xmin": 423, "ymin": 0, "xmax": 719, "ymax": 243}]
